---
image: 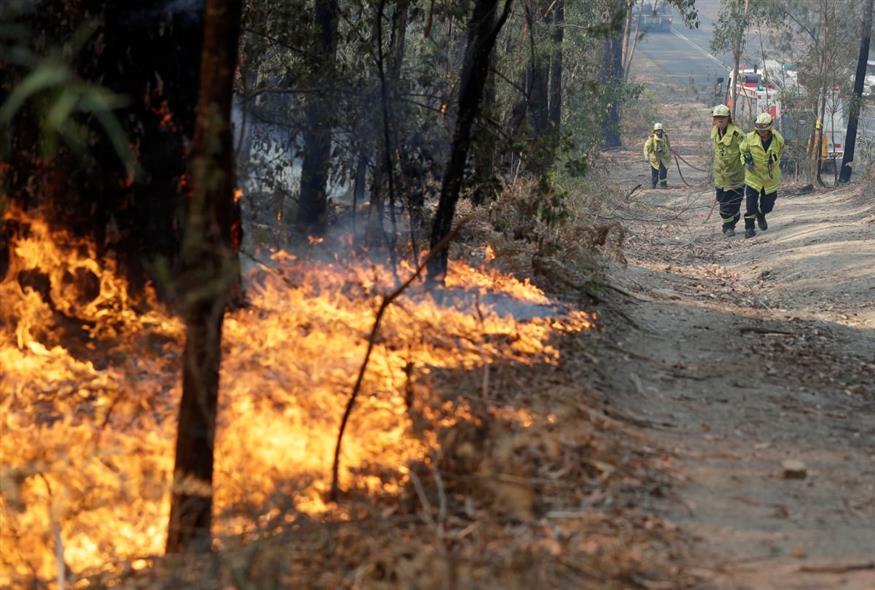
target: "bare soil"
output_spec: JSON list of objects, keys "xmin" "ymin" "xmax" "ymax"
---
[{"xmin": 588, "ymin": 85, "xmax": 875, "ymax": 588}]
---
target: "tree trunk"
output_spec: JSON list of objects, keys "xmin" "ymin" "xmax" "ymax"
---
[
  {"xmin": 548, "ymin": 0, "xmax": 564, "ymax": 133},
  {"xmin": 296, "ymin": 0, "xmax": 339, "ymax": 236},
  {"xmin": 367, "ymin": 0, "xmax": 410, "ymax": 247},
  {"xmin": 166, "ymin": 0, "xmax": 242, "ymax": 554},
  {"xmin": 622, "ymin": 0, "xmax": 643, "ymax": 81},
  {"xmin": 620, "ymin": 0, "xmax": 633, "ymax": 76},
  {"xmin": 815, "ymin": 90, "xmax": 827, "ymax": 186},
  {"xmin": 525, "ymin": 2, "xmax": 549, "ymax": 136},
  {"xmin": 427, "ymin": 0, "xmax": 513, "ymax": 284},
  {"xmin": 601, "ymin": 36, "xmax": 623, "ymax": 147},
  {"xmin": 472, "ymin": 49, "xmax": 498, "ymax": 205},
  {"xmin": 839, "ymin": 0, "xmax": 873, "ymax": 183}
]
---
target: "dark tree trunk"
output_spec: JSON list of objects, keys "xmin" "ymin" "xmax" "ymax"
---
[
  {"xmin": 166, "ymin": 0, "xmax": 242, "ymax": 554},
  {"xmin": 2, "ymin": 1, "xmax": 202, "ymax": 296},
  {"xmin": 427, "ymin": 0, "xmax": 513, "ymax": 284},
  {"xmin": 472, "ymin": 49, "xmax": 498, "ymax": 205},
  {"xmin": 296, "ymin": 0, "xmax": 339, "ymax": 236},
  {"xmin": 548, "ymin": 0, "xmax": 564, "ymax": 133},
  {"xmin": 367, "ymin": 0, "xmax": 409, "ymax": 247},
  {"xmin": 840, "ymin": 0, "xmax": 874, "ymax": 183},
  {"xmin": 524, "ymin": 2, "xmax": 549, "ymax": 136},
  {"xmin": 529, "ymin": 62, "xmax": 549, "ymax": 135},
  {"xmin": 600, "ymin": 0, "xmax": 625, "ymax": 148},
  {"xmin": 601, "ymin": 31, "xmax": 624, "ymax": 148}
]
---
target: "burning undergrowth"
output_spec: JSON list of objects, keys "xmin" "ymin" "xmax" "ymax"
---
[{"xmin": 0, "ymin": 206, "xmax": 673, "ymax": 588}]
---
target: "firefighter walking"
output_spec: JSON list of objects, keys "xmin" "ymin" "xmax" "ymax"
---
[
  {"xmin": 740, "ymin": 112, "xmax": 784, "ymax": 238},
  {"xmin": 644, "ymin": 122, "xmax": 671, "ymax": 188},
  {"xmin": 710, "ymin": 104, "xmax": 745, "ymax": 237}
]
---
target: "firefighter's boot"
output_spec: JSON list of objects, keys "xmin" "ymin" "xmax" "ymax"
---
[
  {"xmin": 744, "ymin": 214, "xmax": 756, "ymax": 238},
  {"xmin": 722, "ymin": 226, "xmax": 736, "ymax": 237},
  {"xmin": 757, "ymin": 214, "xmax": 768, "ymax": 231},
  {"xmin": 660, "ymin": 181, "xmax": 668, "ymax": 189}
]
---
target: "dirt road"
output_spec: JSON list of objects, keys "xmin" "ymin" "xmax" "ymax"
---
[{"xmin": 589, "ymin": 100, "xmax": 875, "ymax": 588}]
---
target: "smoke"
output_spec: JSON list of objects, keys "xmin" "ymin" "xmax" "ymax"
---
[
  {"xmin": 122, "ymin": 0, "xmax": 204, "ymax": 26},
  {"xmin": 161, "ymin": 0, "xmax": 202, "ymax": 19}
]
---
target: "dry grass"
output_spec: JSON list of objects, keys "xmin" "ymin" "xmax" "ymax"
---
[{"xmin": 73, "ymin": 181, "xmax": 699, "ymax": 590}]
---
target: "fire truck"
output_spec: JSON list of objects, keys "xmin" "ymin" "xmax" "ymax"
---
[{"xmin": 728, "ymin": 64, "xmax": 846, "ymax": 169}]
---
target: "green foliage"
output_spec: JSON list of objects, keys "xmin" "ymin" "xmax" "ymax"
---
[
  {"xmin": 535, "ymin": 168, "xmax": 571, "ymax": 226},
  {"xmin": 0, "ymin": 21, "xmax": 135, "ymax": 173}
]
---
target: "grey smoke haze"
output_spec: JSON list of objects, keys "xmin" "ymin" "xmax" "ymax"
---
[{"xmin": 124, "ymin": 0, "xmax": 203, "ymax": 25}]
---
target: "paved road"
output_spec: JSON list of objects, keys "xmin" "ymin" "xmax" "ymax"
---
[{"xmin": 631, "ymin": 5, "xmax": 768, "ymax": 99}]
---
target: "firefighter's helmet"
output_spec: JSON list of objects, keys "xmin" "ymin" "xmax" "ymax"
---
[
  {"xmin": 755, "ymin": 112, "xmax": 773, "ymax": 130},
  {"xmin": 653, "ymin": 122, "xmax": 664, "ymax": 131},
  {"xmin": 712, "ymin": 104, "xmax": 730, "ymax": 117}
]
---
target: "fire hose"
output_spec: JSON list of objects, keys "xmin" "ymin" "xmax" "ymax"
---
[
  {"xmin": 672, "ymin": 152, "xmax": 693, "ymax": 187},
  {"xmin": 670, "ymin": 151, "xmax": 720, "ymax": 222},
  {"xmin": 672, "ymin": 150, "xmax": 711, "ymax": 188}
]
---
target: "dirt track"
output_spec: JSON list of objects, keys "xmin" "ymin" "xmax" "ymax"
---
[{"xmin": 588, "ymin": 96, "xmax": 875, "ymax": 588}]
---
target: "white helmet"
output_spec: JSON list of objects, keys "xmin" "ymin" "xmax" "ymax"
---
[
  {"xmin": 653, "ymin": 122, "xmax": 664, "ymax": 131},
  {"xmin": 755, "ymin": 112, "xmax": 773, "ymax": 129},
  {"xmin": 712, "ymin": 104, "xmax": 730, "ymax": 117}
]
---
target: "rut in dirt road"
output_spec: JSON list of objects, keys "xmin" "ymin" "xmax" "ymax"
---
[{"xmin": 591, "ymin": 142, "xmax": 875, "ymax": 589}]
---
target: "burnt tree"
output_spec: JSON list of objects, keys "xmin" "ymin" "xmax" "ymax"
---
[
  {"xmin": 839, "ymin": 0, "xmax": 874, "ymax": 183},
  {"xmin": 427, "ymin": 0, "xmax": 513, "ymax": 284},
  {"xmin": 471, "ymin": 47, "xmax": 498, "ymax": 205},
  {"xmin": 296, "ymin": 0, "xmax": 339, "ymax": 236},
  {"xmin": 166, "ymin": 0, "xmax": 242, "ymax": 553}
]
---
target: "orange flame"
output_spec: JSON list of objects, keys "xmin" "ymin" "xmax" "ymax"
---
[{"xmin": 0, "ymin": 210, "xmax": 594, "ymax": 586}]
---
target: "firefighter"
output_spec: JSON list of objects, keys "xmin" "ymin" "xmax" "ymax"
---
[
  {"xmin": 644, "ymin": 122, "xmax": 671, "ymax": 188},
  {"xmin": 739, "ymin": 112, "xmax": 784, "ymax": 238},
  {"xmin": 710, "ymin": 104, "xmax": 745, "ymax": 237}
]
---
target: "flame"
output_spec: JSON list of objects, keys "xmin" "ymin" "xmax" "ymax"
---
[
  {"xmin": 151, "ymin": 99, "xmax": 177, "ymax": 132},
  {"xmin": 0, "ymin": 210, "xmax": 594, "ymax": 586}
]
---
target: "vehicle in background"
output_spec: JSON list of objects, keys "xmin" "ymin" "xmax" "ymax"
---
[
  {"xmin": 729, "ymin": 66, "xmax": 781, "ymax": 132},
  {"xmin": 729, "ymin": 63, "xmax": 846, "ymax": 173},
  {"xmin": 632, "ymin": 1, "xmax": 674, "ymax": 33}
]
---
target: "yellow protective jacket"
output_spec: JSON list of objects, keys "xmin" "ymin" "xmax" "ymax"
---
[
  {"xmin": 644, "ymin": 133, "xmax": 671, "ymax": 170},
  {"xmin": 739, "ymin": 129, "xmax": 784, "ymax": 193},
  {"xmin": 711, "ymin": 123, "xmax": 745, "ymax": 190}
]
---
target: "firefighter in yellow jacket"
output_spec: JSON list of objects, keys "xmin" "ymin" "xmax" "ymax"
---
[
  {"xmin": 739, "ymin": 112, "xmax": 784, "ymax": 238},
  {"xmin": 644, "ymin": 122, "xmax": 671, "ymax": 188},
  {"xmin": 710, "ymin": 105, "xmax": 745, "ymax": 236}
]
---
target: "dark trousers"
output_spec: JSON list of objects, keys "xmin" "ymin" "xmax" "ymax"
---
[
  {"xmin": 716, "ymin": 187, "xmax": 743, "ymax": 228},
  {"xmin": 744, "ymin": 186, "xmax": 777, "ymax": 228},
  {"xmin": 651, "ymin": 163, "xmax": 667, "ymax": 187}
]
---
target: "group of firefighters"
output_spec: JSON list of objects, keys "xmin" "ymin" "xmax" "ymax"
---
[{"xmin": 643, "ymin": 106, "xmax": 784, "ymax": 239}]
